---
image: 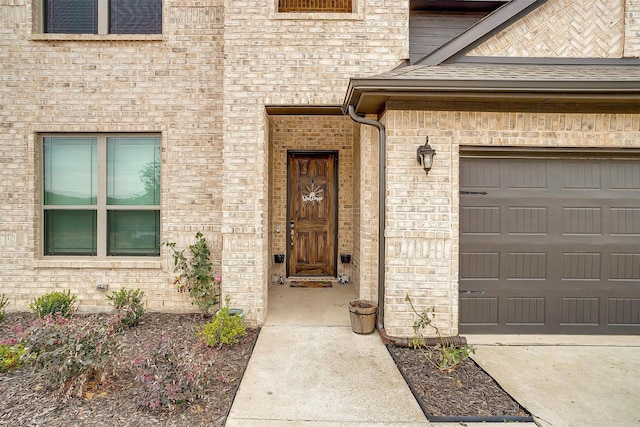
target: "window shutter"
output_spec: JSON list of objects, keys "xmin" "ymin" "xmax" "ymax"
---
[
  {"xmin": 110, "ymin": 0, "xmax": 162, "ymax": 34},
  {"xmin": 45, "ymin": 0, "xmax": 98, "ymax": 34}
]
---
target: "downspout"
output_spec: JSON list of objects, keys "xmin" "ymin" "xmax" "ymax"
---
[
  {"xmin": 347, "ymin": 105, "xmax": 466, "ymax": 348},
  {"xmin": 347, "ymin": 105, "xmax": 387, "ymax": 331}
]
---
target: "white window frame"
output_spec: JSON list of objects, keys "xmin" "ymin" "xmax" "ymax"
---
[{"xmin": 41, "ymin": 133, "xmax": 161, "ymax": 259}]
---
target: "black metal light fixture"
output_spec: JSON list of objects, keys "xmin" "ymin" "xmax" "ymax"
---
[{"xmin": 416, "ymin": 137, "xmax": 436, "ymax": 176}]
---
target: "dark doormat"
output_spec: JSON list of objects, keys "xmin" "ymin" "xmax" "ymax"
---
[{"xmin": 289, "ymin": 281, "xmax": 333, "ymax": 288}]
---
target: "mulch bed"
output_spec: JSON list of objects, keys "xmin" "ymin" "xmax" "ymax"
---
[
  {"xmin": 2, "ymin": 313, "xmax": 530, "ymax": 426},
  {"xmin": 0, "ymin": 312, "xmax": 258, "ymax": 427},
  {"xmin": 388, "ymin": 345, "xmax": 532, "ymax": 421}
]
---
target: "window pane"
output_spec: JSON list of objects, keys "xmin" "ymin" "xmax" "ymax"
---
[
  {"xmin": 45, "ymin": 0, "xmax": 98, "ymax": 34},
  {"xmin": 44, "ymin": 137, "xmax": 97, "ymax": 205},
  {"xmin": 107, "ymin": 210, "xmax": 160, "ymax": 256},
  {"xmin": 109, "ymin": 0, "xmax": 162, "ymax": 34},
  {"xmin": 107, "ymin": 137, "xmax": 160, "ymax": 205},
  {"xmin": 45, "ymin": 210, "xmax": 97, "ymax": 255}
]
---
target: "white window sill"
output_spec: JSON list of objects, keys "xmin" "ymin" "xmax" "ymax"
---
[{"xmin": 30, "ymin": 34, "xmax": 165, "ymax": 42}]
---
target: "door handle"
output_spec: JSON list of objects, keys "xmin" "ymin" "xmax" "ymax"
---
[{"xmin": 290, "ymin": 220, "xmax": 294, "ymax": 246}]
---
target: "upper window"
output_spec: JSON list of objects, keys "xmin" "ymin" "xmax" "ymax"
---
[
  {"xmin": 278, "ymin": 0, "xmax": 352, "ymax": 13},
  {"xmin": 43, "ymin": 135, "xmax": 161, "ymax": 257},
  {"xmin": 43, "ymin": 0, "xmax": 162, "ymax": 34}
]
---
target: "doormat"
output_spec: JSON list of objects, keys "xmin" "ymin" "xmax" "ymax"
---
[{"xmin": 289, "ymin": 280, "xmax": 333, "ymax": 288}]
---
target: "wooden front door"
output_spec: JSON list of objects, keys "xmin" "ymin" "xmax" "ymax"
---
[{"xmin": 288, "ymin": 152, "xmax": 337, "ymax": 277}]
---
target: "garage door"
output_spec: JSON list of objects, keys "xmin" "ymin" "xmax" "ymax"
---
[{"xmin": 459, "ymin": 153, "xmax": 640, "ymax": 334}]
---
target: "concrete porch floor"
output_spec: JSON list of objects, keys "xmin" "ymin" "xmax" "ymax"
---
[{"xmin": 265, "ymin": 281, "xmax": 357, "ymax": 327}]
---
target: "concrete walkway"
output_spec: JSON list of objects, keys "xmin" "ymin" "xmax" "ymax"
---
[
  {"xmin": 226, "ymin": 284, "xmax": 640, "ymax": 426},
  {"xmin": 226, "ymin": 284, "xmax": 427, "ymax": 426}
]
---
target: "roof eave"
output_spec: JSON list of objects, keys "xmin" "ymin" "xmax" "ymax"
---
[{"xmin": 342, "ymin": 79, "xmax": 640, "ymax": 115}]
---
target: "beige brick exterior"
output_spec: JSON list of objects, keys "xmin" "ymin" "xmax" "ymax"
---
[
  {"xmin": 220, "ymin": 0, "xmax": 408, "ymax": 324},
  {"xmin": 1, "ymin": 0, "xmax": 638, "ymax": 335},
  {"xmin": 268, "ymin": 116, "xmax": 357, "ymax": 285},
  {"xmin": 468, "ymin": 0, "xmax": 631, "ymax": 58},
  {"xmin": 627, "ymin": 0, "xmax": 640, "ymax": 57},
  {"xmin": 381, "ymin": 109, "xmax": 640, "ymax": 337}
]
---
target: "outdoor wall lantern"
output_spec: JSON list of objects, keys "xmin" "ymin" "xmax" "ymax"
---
[{"xmin": 417, "ymin": 137, "xmax": 436, "ymax": 176}]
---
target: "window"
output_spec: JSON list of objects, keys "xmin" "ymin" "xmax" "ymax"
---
[
  {"xmin": 42, "ymin": 0, "xmax": 162, "ymax": 34},
  {"xmin": 43, "ymin": 135, "xmax": 161, "ymax": 257},
  {"xmin": 278, "ymin": 0, "xmax": 352, "ymax": 13}
]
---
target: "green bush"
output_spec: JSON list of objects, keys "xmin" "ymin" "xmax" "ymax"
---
[
  {"xmin": 163, "ymin": 232, "xmax": 221, "ymax": 316},
  {"xmin": 197, "ymin": 303, "xmax": 246, "ymax": 347},
  {"xmin": 405, "ymin": 294, "xmax": 475, "ymax": 372},
  {"xmin": 29, "ymin": 290, "xmax": 77, "ymax": 319},
  {"xmin": 0, "ymin": 294, "xmax": 8, "ymax": 323},
  {"xmin": 107, "ymin": 287, "xmax": 146, "ymax": 329},
  {"xmin": 0, "ymin": 341, "xmax": 26, "ymax": 373}
]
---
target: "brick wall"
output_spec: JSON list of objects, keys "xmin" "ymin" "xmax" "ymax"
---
[
  {"xmin": 382, "ymin": 109, "xmax": 640, "ymax": 337},
  {"xmin": 468, "ymin": 0, "xmax": 627, "ymax": 58},
  {"xmin": 268, "ymin": 115, "xmax": 357, "ymax": 284},
  {"xmin": 627, "ymin": 0, "xmax": 640, "ymax": 57},
  {"xmin": 220, "ymin": 0, "xmax": 408, "ymax": 323},
  {"xmin": 0, "ymin": 0, "xmax": 226, "ymax": 313}
]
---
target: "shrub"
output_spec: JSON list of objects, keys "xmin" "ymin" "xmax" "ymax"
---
[
  {"xmin": 163, "ymin": 232, "xmax": 221, "ymax": 316},
  {"xmin": 197, "ymin": 301, "xmax": 246, "ymax": 347},
  {"xmin": 107, "ymin": 287, "xmax": 146, "ymax": 329},
  {"xmin": 0, "ymin": 293, "xmax": 8, "ymax": 323},
  {"xmin": 23, "ymin": 313, "xmax": 121, "ymax": 400},
  {"xmin": 405, "ymin": 294, "xmax": 475, "ymax": 372},
  {"xmin": 0, "ymin": 341, "xmax": 26, "ymax": 373},
  {"xmin": 133, "ymin": 337, "xmax": 205, "ymax": 411},
  {"xmin": 29, "ymin": 290, "xmax": 77, "ymax": 319}
]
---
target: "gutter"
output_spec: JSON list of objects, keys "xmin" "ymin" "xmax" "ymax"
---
[{"xmin": 346, "ymin": 105, "xmax": 466, "ymax": 347}]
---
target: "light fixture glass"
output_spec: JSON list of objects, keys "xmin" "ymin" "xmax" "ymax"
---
[{"xmin": 416, "ymin": 137, "xmax": 436, "ymax": 176}]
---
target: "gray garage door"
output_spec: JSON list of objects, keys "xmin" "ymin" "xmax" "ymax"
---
[{"xmin": 459, "ymin": 153, "xmax": 640, "ymax": 334}]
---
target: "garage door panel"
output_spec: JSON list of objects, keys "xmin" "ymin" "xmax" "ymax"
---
[
  {"xmin": 608, "ymin": 298, "xmax": 640, "ymax": 325},
  {"xmin": 506, "ymin": 297, "xmax": 546, "ymax": 325},
  {"xmin": 460, "ymin": 156, "xmax": 640, "ymax": 334},
  {"xmin": 609, "ymin": 161, "xmax": 640, "ymax": 189},
  {"xmin": 509, "ymin": 207, "xmax": 548, "ymax": 234},
  {"xmin": 506, "ymin": 160, "xmax": 547, "ymax": 189},
  {"xmin": 610, "ymin": 208, "xmax": 640, "ymax": 235},
  {"xmin": 562, "ymin": 252, "xmax": 602, "ymax": 280},
  {"xmin": 460, "ymin": 297, "xmax": 499, "ymax": 325},
  {"xmin": 460, "ymin": 206, "xmax": 500, "ymax": 234},
  {"xmin": 609, "ymin": 253, "xmax": 640, "ymax": 280},
  {"xmin": 561, "ymin": 297, "xmax": 600, "ymax": 325},
  {"xmin": 562, "ymin": 161, "xmax": 601, "ymax": 189}
]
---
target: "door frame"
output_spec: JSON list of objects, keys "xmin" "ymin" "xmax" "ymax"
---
[{"xmin": 286, "ymin": 150, "xmax": 339, "ymax": 277}]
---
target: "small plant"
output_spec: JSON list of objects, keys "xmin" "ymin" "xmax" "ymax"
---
[
  {"xmin": 197, "ymin": 298, "xmax": 246, "ymax": 347},
  {"xmin": 22, "ymin": 313, "xmax": 121, "ymax": 400},
  {"xmin": 405, "ymin": 294, "xmax": 475, "ymax": 372},
  {"xmin": 163, "ymin": 232, "xmax": 221, "ymax": 316},
  {"xmin": 133, "ymin": 337, "xmax": 205, "ymax": 411},
  {"xmin": 0, "ymin": 293, "xmax": 8, "ymax": 323},
  {"xmin": 29, "ymin": 290, "xmax": 77, "ymax": 319},
  {"xmin": 0, "ymin": 340, "xmax": 26, "ymax": 373},
  {"xmin": 107, "ymin": 287, "xmax": 146, "ymax": 329}
]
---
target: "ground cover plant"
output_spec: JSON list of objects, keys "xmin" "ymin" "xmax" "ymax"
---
[{"xmin": 0, "ymin": 312, "xmax": 258, "ymax": 426}]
